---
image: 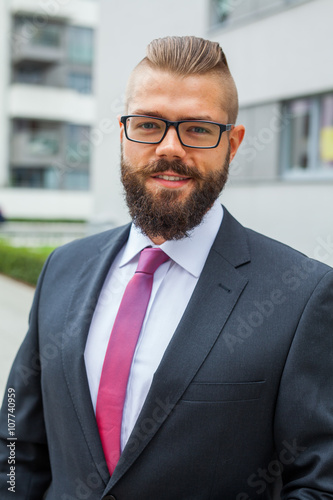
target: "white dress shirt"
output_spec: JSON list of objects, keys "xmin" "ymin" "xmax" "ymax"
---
[{"xmin": 84, "ymin": 200, "xmax": 223, "ymax": 450}]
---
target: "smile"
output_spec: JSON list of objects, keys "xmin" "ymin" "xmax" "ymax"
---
[
  {"xmin": 155, "ymin": 175, "xmax": 190, "ymax": 181},
  {"xmin": 148, "ymin": 170, "xmax": 194, "ymax": 190}
]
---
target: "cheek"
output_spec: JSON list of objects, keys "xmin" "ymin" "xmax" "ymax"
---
[
  {"xmin": 210, "ymin": 148, "xmax": 229, "ymax": 170},
  {"xmin": 122, "ymin": 142, "xmax": 138, "ymax": 164},
  {"xmin": 123, "ymin": 142, "xmax": 155, "ymax": 166},
  {"xmin": 197, "ymin": 152, "xmax": 223, "ymax": 175}
]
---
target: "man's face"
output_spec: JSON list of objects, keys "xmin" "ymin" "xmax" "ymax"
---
[{"xmin": 119, "ymin": 69, "xmax": 244, "ymax": 243}]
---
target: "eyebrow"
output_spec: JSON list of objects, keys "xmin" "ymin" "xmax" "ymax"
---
[{"xmin": 131, "ymin": 110, "xmax": 215, "ymax": 121}]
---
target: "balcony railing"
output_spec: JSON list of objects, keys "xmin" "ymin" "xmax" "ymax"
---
[
  {"xmin": 11, "ymin": 130, "xmax": 61, "ymax": 167},
  {"xmin": 12, "ymin": 23, "xmax": 64, "ymax": 64}
]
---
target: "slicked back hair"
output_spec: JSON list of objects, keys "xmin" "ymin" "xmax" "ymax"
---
[{"xmin": 126, "ymin": 36, "xmax": 239, "ymax": 123}]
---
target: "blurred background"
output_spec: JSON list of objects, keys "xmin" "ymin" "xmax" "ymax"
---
[{"xmin": 0, "ymin": 0, "xmax": 332, "ymax": 390}]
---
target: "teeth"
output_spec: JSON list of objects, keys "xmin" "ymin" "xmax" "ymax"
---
[{"xmin": 156, "ymin": 175, "xmax": 186, "ymax": 181}]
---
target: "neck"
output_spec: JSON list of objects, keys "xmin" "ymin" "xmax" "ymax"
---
[{"xmin": 149, "ymin": 235, "xmax": 166, "ymax": 245}]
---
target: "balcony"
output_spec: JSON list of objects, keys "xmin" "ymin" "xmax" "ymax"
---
[
  {"xmin": 12, "ymin": 22, "xmax": 65, "ymax": 65},
  {"xmin": 11, "ymin": 122, "xmax": 62, "ymax": 167}
]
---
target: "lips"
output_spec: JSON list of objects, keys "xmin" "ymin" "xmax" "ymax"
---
[
  {"xmin": 150, "ymin": 171, "xmax": 192, "ymax": 188},
  {"xmin": 154, "ymin": 174, "xmax": 191, "ymax": 181}
]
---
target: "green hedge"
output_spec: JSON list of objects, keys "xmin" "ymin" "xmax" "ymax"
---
[{"xmin": 0, "ymin": 241, "xmax": 55, "ymax": 286}]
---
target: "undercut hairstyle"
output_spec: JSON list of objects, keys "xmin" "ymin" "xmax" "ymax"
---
[{"xmin": 126, "ymin": 36, "xmax": 239, "ymax": 123}]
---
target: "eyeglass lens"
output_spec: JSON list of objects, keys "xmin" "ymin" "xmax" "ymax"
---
[{"xmin": 125, "ymin": 116, "xmax": 221, "ymax": 147}]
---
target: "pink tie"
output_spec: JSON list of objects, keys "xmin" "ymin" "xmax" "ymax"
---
[{"xmin": 96, "ymin": 247, "xmax": 169, "ymax": 475}]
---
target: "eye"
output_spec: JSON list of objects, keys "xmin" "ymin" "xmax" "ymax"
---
[
  {"xmin": 186, "ymin": 124, "xmax": 212, "ymax": 135},
  {"xmin": 141, "ymin": 122, "xmax": 158, "ymax": 129},
  {"xmin": 192, "ymin": 127, "xmax": 209, "ymax": 134},
  {"xmin": 134, "ymin": 120, "xmax": 163, "ymax": 131}
]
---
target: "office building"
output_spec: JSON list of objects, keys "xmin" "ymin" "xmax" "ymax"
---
[
  {"xmin": 209, "ymin": 0, "xmax": 333, "ymax": 265},
  {"xmin": 0, "ymin": 0, "xmax": 99, "ymax": 219}
]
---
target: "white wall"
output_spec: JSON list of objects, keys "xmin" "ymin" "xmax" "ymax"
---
[
  {"xmin": 9, "ymin": 85, "xmax": 96, "ymax": 124},
  {"xmin": 221, "ymin": 182, "xmax": 333, "ymax": 268},
  {"xmin": 0, "ymin": 188, "xmax": 92, "ymax": 219},
  {"xmin": 209, "ymin": 0, "xmax": 333, "ymax": 107}
]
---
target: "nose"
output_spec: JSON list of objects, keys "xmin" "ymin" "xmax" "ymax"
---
[{"xmin": 155, "ymin": 126, "xmax": 186, "ymax": 160}]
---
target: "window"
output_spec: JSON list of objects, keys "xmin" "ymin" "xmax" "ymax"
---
[
  {"xmin": 11, "ymin": 166, "xmax": 89, "ymax": 190},
  {"xmin": 63, "ymin": 170, "xmax": 90, "ymax": 190},
  {"xmin": 211, "ymin": 0, "xmax": 234, "ymax": 24},
  {"xmin": 66, "ymin": 27, "xmax": 94, "ymax": 93},
  {"xmin": 320, "ymin": 94, "xmax": 333, "ymax": 171},
  {"xmin": 12, "ymin": 119, "xmax": 61, "ymax": 158},
  {"xmin": 28, "ymin": 130, "xmax": 60, "ymax": 157},
  {"xmin": 281, "ymin": 92, "xmax": 333, "ymax": 177},
  {"xmin": 11, "ymin": 167, "xmax": 45, "ymax": 188},
  {"xmin": 61, "ymin": 124, "xmax": 91, "ymax": 190},
  {"xmin": 31, "ymin": 24, "xmax": 62, "ymax": 48},
  {"xmin": 12, "ymin": 17, "xmax": 95, "ymax": 92},
  {"xmin": 68, "ymin": 72, "xmax": 93, "ymax": 94},
  {"xmin": 15, "ymin": 65, "xmax": 44, "ymax": 84},
  {"xmin": 68, "ymin": 27, "xmax": 94, "ymax": 65},
  {"xmin": 10, "ymin": 121, "xmax": 90, "ymax": 190},
  {"xmin": 210, "ymin": 0, "xmax": 307, "ymax": 27},
  {"xmin": 14, "ymin": 17, "xmax": 62, "ymax": 48},
  {"xmin": 66, "ymin": 124, "xmax": 91, "ymax": 164}
]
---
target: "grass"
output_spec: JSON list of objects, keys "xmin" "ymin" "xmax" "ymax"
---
[{"xmin": 0, "ymin": 241, "xmax": 56, "ymax": 286}]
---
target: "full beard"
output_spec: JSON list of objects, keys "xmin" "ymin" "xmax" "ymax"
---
[{"xmin": 121, "ymin": 147, "xmax": 230, "ymax": 241}]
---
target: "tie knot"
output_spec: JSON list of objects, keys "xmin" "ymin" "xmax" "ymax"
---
[{"xmin": 136, "ymin": 247, "xmax": 169, "ymax": 275}]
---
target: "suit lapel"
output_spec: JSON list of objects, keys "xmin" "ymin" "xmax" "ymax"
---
[
  {"xmin": 109, "ymin": 208, "xmax": 251, "ymax": 486},
  {"xmin": 61, "ymin": 224, "xmax": 131, "ymax": 484}
]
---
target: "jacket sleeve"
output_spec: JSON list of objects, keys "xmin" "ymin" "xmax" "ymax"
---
[
  {"xmin": 274, "ymin": 269, "xmax": 333, "ymax": 498},
  {"xmin": 0, "ymin": 255, "xmax": 53, "ymax": 498}
]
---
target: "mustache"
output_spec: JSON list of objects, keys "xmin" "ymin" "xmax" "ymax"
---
[{"xmin": 138, "ymin": 159, "xmax": 205, "ymax": 180}]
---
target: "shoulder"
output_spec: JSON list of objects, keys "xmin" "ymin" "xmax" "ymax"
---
[
  {"xmin": 220, "ymin": 206, "xmax": 332, "ymax": 286},
  {"xmin": 38, "ymin": 224, "xmax": 131, "ymax": 285},
  {"xmin": 51, "ymin": 223, "xmax": 131, "ymax": 261},
  {"xmin": 246, "ymin": 225, "xmax": 331, "ymax": 274}
]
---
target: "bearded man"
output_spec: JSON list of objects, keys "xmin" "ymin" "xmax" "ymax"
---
[{"xmin": 1, "ymin": 36, "xmax": 333, "ymax": 500}]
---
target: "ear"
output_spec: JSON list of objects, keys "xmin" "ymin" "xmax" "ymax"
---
[
  {"xmin": 118, "ymin": 114, "xmax": 124, "ymax": 142},
  {"xmin": 229, "ymin": 124, "xmax": 245, "ymax": 162}
]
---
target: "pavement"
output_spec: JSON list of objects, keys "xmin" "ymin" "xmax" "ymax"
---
[
  {"xmin": 0, "ymin": 274, "xmax": 35, "ymax": 398},
  {"xmin": 0, "ymin": 223, "xmax": 94, "ymax": 400},
  {"xmin": 0, "ymin": 222, "xmax": 91, "ymax": 398}
]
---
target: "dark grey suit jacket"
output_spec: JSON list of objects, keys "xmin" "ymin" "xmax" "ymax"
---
[{"xmin": 1, "ymin": 207, "xmax": 333, "ymax": 499}]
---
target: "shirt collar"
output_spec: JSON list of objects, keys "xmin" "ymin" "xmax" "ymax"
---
[{"xmin": 120, "ymin": 200, "xmax": 223, "ymax": 278}]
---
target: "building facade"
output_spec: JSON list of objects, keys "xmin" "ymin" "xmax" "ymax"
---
[
  {"xmin": 0, "ymin": 0, "xmax": 98, "ymax": 219},
  {"xmin": 209, "ymin": 0, "xmax": 333, "ymax": 266}
]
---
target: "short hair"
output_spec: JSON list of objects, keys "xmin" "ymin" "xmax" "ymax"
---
[{"xmin": 126, "ymin": 36, "xmax": 239, "ymax": 123}]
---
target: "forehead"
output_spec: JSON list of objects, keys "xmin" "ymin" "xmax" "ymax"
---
[{"xmin": 127, "ymin": 68, "xmax": 228, "ymax": 121}]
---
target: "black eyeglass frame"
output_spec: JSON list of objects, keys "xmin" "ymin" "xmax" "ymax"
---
[{"xmin": 120, "ymin": 115, "xmax": 234, "ymax": 149}]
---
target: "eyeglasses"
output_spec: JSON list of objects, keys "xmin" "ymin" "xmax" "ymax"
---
[{"xmin": 120, "ymin": 115, "xmax": 234, "ymax": 149}]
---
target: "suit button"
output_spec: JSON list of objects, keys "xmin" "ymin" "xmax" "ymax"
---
[{"xmin": 103, "ymin": 496, "xmax": 116, "ymax": 500}]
